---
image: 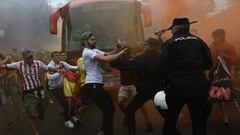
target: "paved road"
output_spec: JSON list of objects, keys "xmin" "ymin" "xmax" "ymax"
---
[{"xmin": 1, "ymin": 96, "xmax": 240, "ymax": 135}]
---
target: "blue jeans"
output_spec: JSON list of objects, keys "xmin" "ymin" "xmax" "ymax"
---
[{"xmin": 0, "ymin": 85, "xmax": 21, "ymax": 123}]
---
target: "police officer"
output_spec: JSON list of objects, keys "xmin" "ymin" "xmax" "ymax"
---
[{"xmin": 158, "ymin": 18, "xmax": 212, "ymax": 135}]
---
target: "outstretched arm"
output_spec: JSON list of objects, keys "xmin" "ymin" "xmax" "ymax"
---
[
  {"xmin": 0, "ymin": 65, "xmax": 7, "ymax": 70},
  {"xmin": 0, "ymin": 58, "xmax": 18, "ymax": 71},
  {"xmin": 108, "ymin": 47, "xmax": 122, "ymax": 55},
  {"xmin": 94, "ymin": 48, "xmax": 128, "ymax": 63},
  {"xmin": 108, "ymin": 37, "xmax": 122, "ymax": 55},
  {"xmin": 38, "ymin": 61, "xmax": 59, "ymax": 73},
  {"xmin": 0, "ymin": 55, "xmax": 10, "ymax": 66},
  {"xmin": 62, "ymin": 62, "xmax": 78, "ymax": 70}
]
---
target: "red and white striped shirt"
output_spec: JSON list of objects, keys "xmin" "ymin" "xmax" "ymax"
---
[{"xmin": 6, "ymin": 60, "xmax": 48, "ymax": 91}]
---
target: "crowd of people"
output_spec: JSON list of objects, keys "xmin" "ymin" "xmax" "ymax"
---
[{"xmin": 0, "ymin": 17, "xmax": 240, "ymax": 135}]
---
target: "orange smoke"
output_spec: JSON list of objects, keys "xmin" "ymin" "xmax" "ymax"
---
[
  {"xmin": 149, "ymin": 0, "xmax": 240, "ymax": 53},
  {"xmin": 160, "ymin": 0, "xmax": 192, "ymax": 27}
]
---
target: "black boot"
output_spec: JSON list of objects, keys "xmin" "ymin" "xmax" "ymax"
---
[
  {"xmin": 146, "ymin": 122, "xmax": 154, "ymax": 132},
  {"xmin": 175, "ymin": 126, "xmax": 182, "ymax": 135},
  {"xmin": 129, "ymin": 128, "xmax": 136, "ymax": 135}
]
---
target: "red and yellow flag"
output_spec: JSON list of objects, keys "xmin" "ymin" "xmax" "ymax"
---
[{"xmin": 63, "ymin": 70, "xmax": 81, "ymax": 108}]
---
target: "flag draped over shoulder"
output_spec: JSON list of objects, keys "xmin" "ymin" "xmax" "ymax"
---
[
  {"xmin": 63, "ymin": 70, "xmax": 80, "ymax": 107},
  {"xmin": 63, "ymin": 57, "xmax": 86, "ymax": 109}
]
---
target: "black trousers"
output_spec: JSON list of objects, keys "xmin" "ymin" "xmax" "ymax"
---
[
  {"xmin": 79, "ymin": 86, "xmax": 92, "ymax": 105},
  {"xmin": 83, "ymin": 83, "xmax": 115, "ymax": 135},
  {"xmin": 51, "ymin": 87, "xmax": 74, "ymax": 121},
  {"xmin": 163, "ymin": 94, "xmax": 208, "ymax": 135},
  {"xmin": 124, "ymin": 88, "xmax": 160, "ymax": 135}
]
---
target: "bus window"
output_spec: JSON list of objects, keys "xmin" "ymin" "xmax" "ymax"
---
[{"xmin": 65, "ymin": 1, "xmax": 144, "ymax": 52}]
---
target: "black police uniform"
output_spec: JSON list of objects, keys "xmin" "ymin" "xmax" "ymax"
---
[{"xmin": 159, "ymin": 28, "xmax": 212, "ymax": 135}]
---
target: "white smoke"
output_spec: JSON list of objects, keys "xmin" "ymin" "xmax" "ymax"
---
[
  {"xmin": 207, "ymin": 0, "xmax": 231, "ymax": 17},
  {"xmin": 0, "ymin": 30, "xmax": 5, "ymax": 38},
  {"xmin": 0, "ymin": 0, "xmax": 61, "ymax": 51},
  {"xmin": 47, "ymin": 0, "xmax": 72, "ymax": 9}
]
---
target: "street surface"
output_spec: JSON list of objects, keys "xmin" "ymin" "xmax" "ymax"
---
[{"xmin": 1, "ymin": 93, "xmax": 240, "ymax": 135}]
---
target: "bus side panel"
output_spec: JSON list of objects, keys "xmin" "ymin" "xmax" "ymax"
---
[
  {"xmin": 141, "ymin": 4, "xmax": 152, "ymax": 28},
  {"xmin": 49, "ymin": 10, "xmax": 61, "ymax": 34}
]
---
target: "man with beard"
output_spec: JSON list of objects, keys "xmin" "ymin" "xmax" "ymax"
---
[{"xmin": 81, "ymin": 31, "xmax": 127, "ymax": 135}]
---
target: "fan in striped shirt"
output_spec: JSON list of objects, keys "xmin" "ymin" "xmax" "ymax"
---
[{"xmin": 0, "ymin": 50, "xmax": 59, "ymax": 135}]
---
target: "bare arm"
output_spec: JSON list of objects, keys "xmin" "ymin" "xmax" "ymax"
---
[
  {"xmin": 0, "ymin": 57, "xmax": 12, "ymax": 77},
  {"xmin": 0, "ymin": 60, "xmax": 7, "ymax": 66},
  {"xmin": 108, "ymin": 48, "xmax": 121, "ymax": 55},
  {"xmin": 0, "ymin": 56, "xmax": 10, "ymax": 65},
  {"xmin": 0, "ymin": 60, "xmax": 19, "ymax": 71},
  {"xmin": 108, "ymin": 37, "xmax": 122, "ymax": 55},
  {"xmin": 0, "ymin": 67, "xmax": 7, "ymax": 77},
  {"xmin": 94, "ymin": 48, "xmax": 128, "ymax": 63},
  {"xmin": 62, "ymin": 62, "xmax": 78, "ymax": 70},
  {"xmin": 0, "ymin": 65, "xmax": 7, "ymax": 70},
  {"xmin": 39, "ymin": 61, "xmax": 59, "ymax": 73}
]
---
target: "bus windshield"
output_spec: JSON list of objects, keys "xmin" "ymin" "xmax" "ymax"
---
[{"xmin": 65, "ymin": 1, "xmax": 143, "ymax": 52}]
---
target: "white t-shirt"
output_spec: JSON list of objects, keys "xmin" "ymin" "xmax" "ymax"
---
[
  {"xmin": 82, "ymin": 48, "xmax": 105, "ymax": 84},
  {"xmin": 47, "ymin": 60, "xmax": 77, "ymax": 90}
]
